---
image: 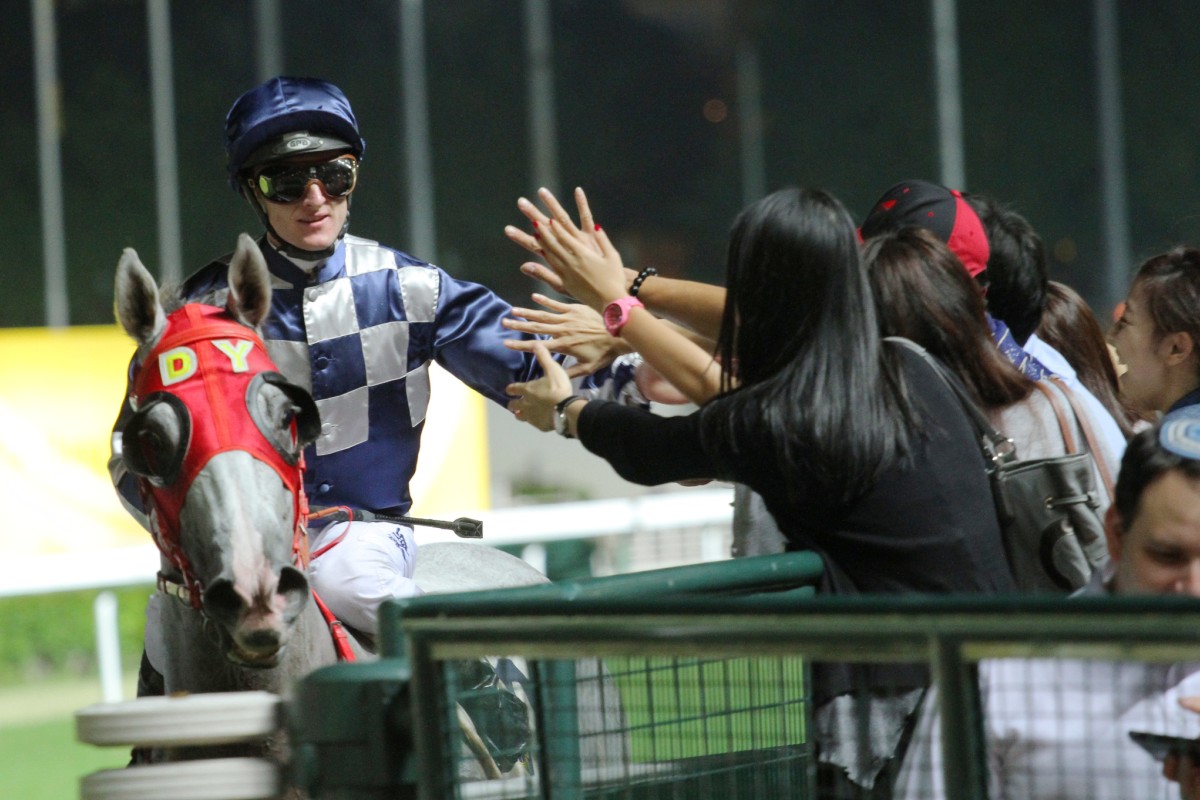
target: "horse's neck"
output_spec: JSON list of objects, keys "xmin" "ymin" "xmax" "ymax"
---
[{"xmin": 158, "ymin": 593, "xmax": 337, "ymax": 696}]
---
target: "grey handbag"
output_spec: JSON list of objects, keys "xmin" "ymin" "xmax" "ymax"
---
[{"xmin": 889, "ymin": 337, "xmax": 1111, "ymax": 592}]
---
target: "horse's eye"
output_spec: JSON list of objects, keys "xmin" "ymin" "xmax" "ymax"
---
[
  {"xmin": 246, "ymin": 373, "xmax": 315, "ymax": 464},
  {"xmin": 123, "ymin": 393, "xmax": 189, "ymax": 485},
  {"xmin": 282, "ymin": 407, "xmax": 299, "ymax": 450},
  {"xmin": 137, "ymin": 430, "xmax": 166, "ymax": 475}
]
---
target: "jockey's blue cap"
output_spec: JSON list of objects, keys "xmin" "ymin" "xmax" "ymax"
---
[{"xmin": 224, "ymin": 76, "xmax": 366, "ymax": 191}]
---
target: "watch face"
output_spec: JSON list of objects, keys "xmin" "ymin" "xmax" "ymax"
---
[{"xmin": 604, "ymin": 300, "xmax": 627, "ymax": 335}]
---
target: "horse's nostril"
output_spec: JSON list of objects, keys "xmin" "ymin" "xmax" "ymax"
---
[
  {"xmin": 203, "ymin": 579, "xmax": 245, "ymax": 626},
  {"xmin": 278, "ymin": 565, "xmax": 308, "ymax": 596},
  {"xmin": 278, "ymin": 565, "xmax": 310, "ymax": 622}
]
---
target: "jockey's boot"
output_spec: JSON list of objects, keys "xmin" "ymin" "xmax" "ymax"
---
[{"xmin": 455, "ymin": 658, "xmax": 532, "ymax": 774}]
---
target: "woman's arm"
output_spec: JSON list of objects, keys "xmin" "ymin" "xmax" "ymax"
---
[
  {"xmin": 505, "ymin": 187, "xmax": 722, "ymax": 403},
  {"xmin": 611, "ymin": 304, "xmax": 721, "ymax": 404},
  {"xmin": 630, "ymin": 273, "xmax": 727, "ymax": 343},
  {"xmin": 504, "ymin": 343, "xmax": 715, "ymax": 485}
]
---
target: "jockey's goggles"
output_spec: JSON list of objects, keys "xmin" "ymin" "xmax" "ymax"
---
[{"xmin": 252, "ymin": 155, "xmax": 358, "ymax": 204}]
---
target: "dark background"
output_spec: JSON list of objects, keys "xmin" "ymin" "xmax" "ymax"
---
[{"xmin": 6, "ymin": 0, "xmax": 1200, "ymax": 328}]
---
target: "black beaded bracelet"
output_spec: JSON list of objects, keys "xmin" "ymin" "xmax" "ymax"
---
[{"xmin": 629, "ymin": 266, "xmax": 658, "ymax": 297}]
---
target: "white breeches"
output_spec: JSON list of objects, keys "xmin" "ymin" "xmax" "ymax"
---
[{"xmin": 307, "ymin": 520, "xmax": 422, "ymax": 636}]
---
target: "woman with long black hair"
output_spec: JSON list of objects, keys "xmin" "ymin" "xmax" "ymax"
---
[{"xmin": 505, "ymin": 186, "xmax": 1015, "ymax": 796}]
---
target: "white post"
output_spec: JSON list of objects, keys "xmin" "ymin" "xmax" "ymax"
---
[
  {"xmin": 93, "ymin": 592, "xmax": 123, "ymax": 703},
  {"xmin": 254, "ymin": 0, "xmax": 283, "ymax": 80},
  {"xmin": 32, "ymin": 0, "xmax": 68, "ymax": 328},
  {"xmin": 399, "ymin": 0, "xmax": 437, "ymax": 262},
  {"xmin": 1093, "ymin": 0, "xmax": 1131, "ymax": 312},
  {"xmin": 523, "ymin": 0, "xmax": 559, "ymax": 196},
  {"xmin": 147, "ymin": 0, "xmax": 183, "ymax": 285},
  {"xmin": 930, "ymin": 0, "xmax": 966, "ymax": 189},
  {"xmin": 736, "ymin": 42, "xmax": 766, "ymax": 207}
]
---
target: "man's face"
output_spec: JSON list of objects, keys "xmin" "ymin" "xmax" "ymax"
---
[
  {"xmin": 1106, "ymin": 469, "xmax": 1200, "ymax": 596},
  {"xmin": 253, "ymin": 153, "xmax": 354, "ymax": 254}
]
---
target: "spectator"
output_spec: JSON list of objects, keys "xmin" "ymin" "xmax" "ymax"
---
[
  {"xmin": 962, "ymin": 192, "xmax": 1048, "ymax": 348},
  {"xmin": 1110, "ymin": 247, "xmax": 1200, "ymax": 419},
  {"xmin": 1165, "ymin": 695, "xmax": 1200, "ymax": 797},
  {"xmin": 505, "ymin": 185, "xmax": 1016, "ymax": 796},
  {"xmin": 860, "ymin": 180, "xmax": 1127, "ymax": 469},
  {"xmin": 1037, "ymin": 279, "xmax": 1143, "ymax": 437},
  {"xmin": 863, "ymin": 228, "xmax": 1119, "ymax": 510},
  {"xmin": 896, "ymin": 418, "xmax": 1200, "ymax": 799}
]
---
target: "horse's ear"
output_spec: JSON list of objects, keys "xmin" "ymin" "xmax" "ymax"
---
[
  {"xmin": 226, "ymin": 233, "xmax": 272, "ymax": 328},
  {"xmin": 114, "ymin": 248, "xmax": 167, "ymax": 346}
]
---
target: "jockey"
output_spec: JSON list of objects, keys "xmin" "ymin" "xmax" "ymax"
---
[{"xmin": 110, "ymin": 76, "xmax": 644, "ymax": 638}]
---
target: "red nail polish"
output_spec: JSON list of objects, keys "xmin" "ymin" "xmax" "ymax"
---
[
  {"xmin": 533, "ymin": 220, "xmax": 539, "ymax": 228},
  {"xmin": 595, "ymin": 224, "xmax": 601, "ymax": 231}
]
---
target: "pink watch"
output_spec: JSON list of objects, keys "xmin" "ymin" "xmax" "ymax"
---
[{"xmin": 603, "ymin": 296, "xmax": 644, "ymax": 336}]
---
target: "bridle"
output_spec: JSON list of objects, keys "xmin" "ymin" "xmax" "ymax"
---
[{"xmin": 125, "ymin": 304, "xmax": 316, "ymax": 609}]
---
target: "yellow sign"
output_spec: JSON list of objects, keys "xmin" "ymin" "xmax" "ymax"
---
[{"xmin": 0, "ymin": 325, "xmax": 489, "ymax": 561}]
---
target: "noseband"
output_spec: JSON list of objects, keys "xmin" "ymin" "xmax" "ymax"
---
[{"xmin": 126, "ymin": 304, "xmax": 315, "ymax": 609}]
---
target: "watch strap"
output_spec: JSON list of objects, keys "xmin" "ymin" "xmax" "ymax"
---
[
  {"xmin": 603, "ymin": 296, "xmax": 645, "ymax": 336},
  {"xmin": 554, "ymin": 394, "xmax": 582, "ymax": 438}
]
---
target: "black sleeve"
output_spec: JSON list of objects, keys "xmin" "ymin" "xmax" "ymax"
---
[{"xmin": 577, "ymin": 400, "xmax": 716, "ymax": 486}]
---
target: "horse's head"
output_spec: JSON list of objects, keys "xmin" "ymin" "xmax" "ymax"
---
[{"xmin": 115, "ymin": 234, "xmax": 320, "ymax": 668}]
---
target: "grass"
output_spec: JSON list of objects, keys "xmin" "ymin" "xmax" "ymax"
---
[
  {"xmin": 604, "ymin": 656, "xmax": 808, "ymax": 761},
  {"xmin": 0, "ymin": 673, "xmax": 137, "ymax": 800}
]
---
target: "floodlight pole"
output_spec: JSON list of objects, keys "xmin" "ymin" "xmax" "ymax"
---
[
  {"xmin": 254, "ymin": 0, "xmax": 283, "ymax": 80},
  {"xmin": 736, "ymin": 42, "xmax": 767, "ymax": 206},
  {"xmin": 1094, "ymin": 0, "xmax": 1131, "ymax": 314},
  {"xmin": 524, "ymin": 0, "xmax": 559, "ymax": 197},
  {"xmin": 399, "ymin": 0, "xmax": 437, "ymax": 263},
  {"xmin": 32, "ymin": 0, "xmax": 68, "ymax": 328},
  {"xmin": 147, "ymin": 0, "xmax": 183, "ymax": 285},
  {"xmin": 931, "ymin": 0, "xmax": 966, "ymax": 190}
]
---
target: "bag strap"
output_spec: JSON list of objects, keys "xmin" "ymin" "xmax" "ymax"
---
[
  {"xmin": 884, "ymin": 336, "xmax": 1016, "ymax": 465},
  {"xmin": 1050, "ymin": 376, "xmax": 1117, "ymax": 500},
  {"xmin": 1032, "ymin": 380, "xmax": 1077, "ymax": 453}
]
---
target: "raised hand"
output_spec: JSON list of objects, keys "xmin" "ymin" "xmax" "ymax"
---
[
  {"xmin": 502, "ymin": 293, "xmax": 630, "ymax": 377},
  {"xmin": 505, "ymin": 343, "xmax": 575, "ymax": 432},
  {"xmin": 505, "ymin": 187, "xmax": 628, "ymax": 311}
]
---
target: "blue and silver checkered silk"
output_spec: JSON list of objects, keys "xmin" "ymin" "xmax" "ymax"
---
[{"xmin": 175, "ymin": 234, "xmax": 636, "ymax": 516}]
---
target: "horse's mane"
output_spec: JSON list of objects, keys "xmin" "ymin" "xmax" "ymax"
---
[
  {"xmin": 160, "ymin": 281, "xmax": 230, "ymax": 314},
  {"xmin": 159, "ymin": 280, "xmax": 249, "ymax": 334}
]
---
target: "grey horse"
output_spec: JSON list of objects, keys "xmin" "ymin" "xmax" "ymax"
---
[{"xmin": 114, "ymin": 235, "xmax": 557, "ymax": 795}]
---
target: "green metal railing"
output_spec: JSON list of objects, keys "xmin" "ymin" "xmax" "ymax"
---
[{"xmin": 288, "ymin": 552, "xmax": 1200, "ymax": 799}]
